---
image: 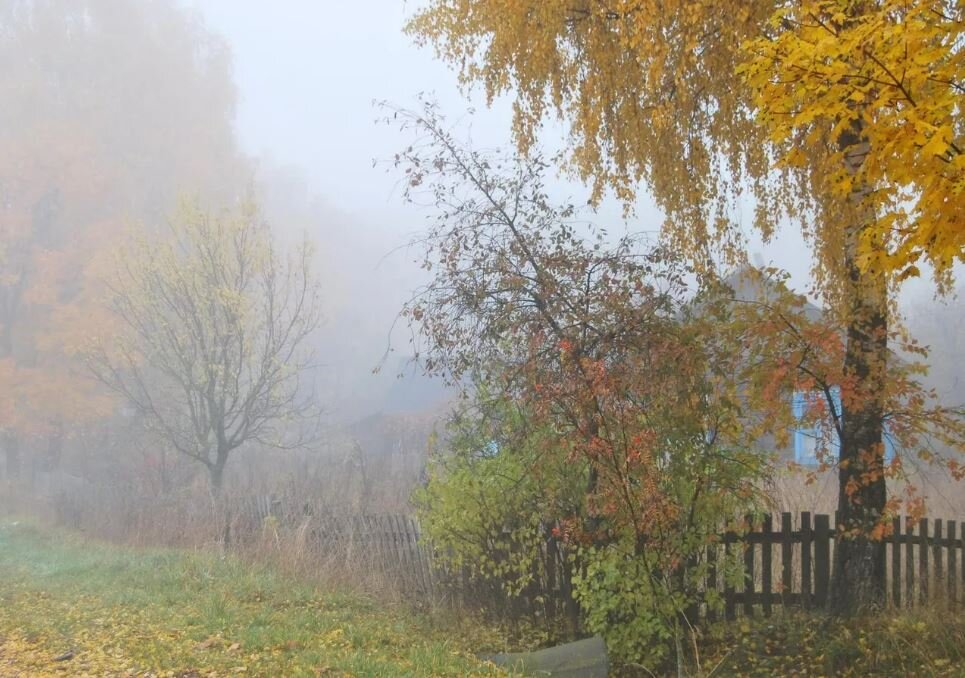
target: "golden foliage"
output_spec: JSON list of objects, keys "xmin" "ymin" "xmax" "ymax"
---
[
  {"xmin": 408, "ymin": 0, "xmax": 774, "ymax": 271},
  {"xmin": 742, "ymin": 0, "xmax": 965, "ymax": 287},
  {"xmin": 89, "ymin": 200, "xmax": 321, "ymax": 489},
  {"xmin": 408, "ymin": 0, "xmax": 964, "ymax": 289}
]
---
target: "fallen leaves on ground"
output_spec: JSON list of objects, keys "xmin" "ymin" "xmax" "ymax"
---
[{"xmin": 0, "ymin": 523, "xmax": 509, "ymax": 677}]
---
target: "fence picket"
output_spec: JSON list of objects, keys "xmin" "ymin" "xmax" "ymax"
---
[
  {"xmin": 891, "ymin": 517, "xmax": 901, "ymax": 608},
  {"xmin": 920, "ymin": 518, "xmax": 930, "ymax": 605},
  {"xmin": 935, "ymin": 519, "xmax": 944, "ymax": 603},
  {"xmin": 814, "ymin": 514, "xmax": 831, "ymax": 608},
  {"xmin": 801, "ymin": 512, "xmax": 812, "ymax": 610},
  {"xmin": 906, "ymin": 515, "xmax": 915, "ymax": 608},
  {"xmin": 891, "ymin": 516, "xmax": 901, "ymax": 608},
  {"xmin": 947, "ymin": 521, "xmax": 957, "ymax": 607},
  {"xmin": 961, "ymin": 521, "xmax": 965, "ymax": 608},
  {"xmin": 387, "ymin": 515, "xmax": 405, "ymax": 586},
  {"xmin": 762, "ymin": 514, "xmax": 773, "ymax": 617},
  {"xmin": 743, "ymin": 516, "xmax": 756, "ymax": 617},
  {"xmin": 781, "ymin": 512, "xmax": 792, "ymax": 607}
]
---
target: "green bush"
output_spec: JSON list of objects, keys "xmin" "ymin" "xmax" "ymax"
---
[
  {"xmin": 415, "ymin": 392, "xmax": 585, "ymax": 598},
  {"xmin": 416, "ymin": 389, "xmax": 766, "ymax": 670}
]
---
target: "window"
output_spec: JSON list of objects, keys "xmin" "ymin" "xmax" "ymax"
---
[
  {"xmin": 478, "ymin": 439, "xmax": 500, "ymax": 458},
  {"xmin": 791, "ymin": 388, "xmax": 895, "ymax": 466},
  {"xmin": 793, "ymin": 424, "xmax": 821, "ymax": 466},
  {"xmin": 792, "ymin": 390, "xmax": 828, "ymax": 466}
]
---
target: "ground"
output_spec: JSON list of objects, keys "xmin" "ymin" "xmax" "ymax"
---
[
  {"xmin": 0, "ymin": 523, "xmax": 510, "ymax": 677},
  {"xmin": 4, "ymin": 521, "xmax": 963, "ymax": 677},
  {"xmin": 696, "ymin": 606, "xmax": 965, "ymax": 677}
]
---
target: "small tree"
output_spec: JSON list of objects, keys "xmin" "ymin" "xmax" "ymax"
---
[
  {"xmin": 388, "ymin": 103, "xmax": 771, "ymax": 668},
  {"xmin": 90, "ymin": 200, "xmax": 321, "ymax": 492}
]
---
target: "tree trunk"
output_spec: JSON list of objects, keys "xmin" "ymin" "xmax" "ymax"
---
[
  {"xmin": 209, "ymin": 458, "xmax": 226, "ymax": 494},
  {"xmin": 830, "ymin": 266, "xmax": 888, "ymax": 615},
  {"xmin": 208, "ymin": 446, "xmax": 231, "ymax": 545},
  {"xmin": 829, "ymin": 119, "xmax": 889, "ymax": 615}
]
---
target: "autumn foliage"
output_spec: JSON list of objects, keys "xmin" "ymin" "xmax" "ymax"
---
[
  {"xmin": 409, "ymin": 0, "xmax": 964, "ymax": 284},
  {"xmin": 742, "ymin": 0, "xmax": 965, "ymax": 286},
  {"xmin": 408, "ymin": 0, "xmax": 965, "ymax": 614},
  {"xmin": 88, "ymin": 201, "xmax": 322, "ymax": 492},
  {"xmin": 0, "ymin": 0, "xmax": 249, "ymax": 480},
  {"xmin": 390, "ymin": 100, "xmax": 964, "ymax": 665}
]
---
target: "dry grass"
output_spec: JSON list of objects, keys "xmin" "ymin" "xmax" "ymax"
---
[
  {"xmin": 0, "ymin": 422, "xmax": 436, "ymax": 601},
  {"xmin": 696, "ymin": 606, "xmax": 965, "ymax": 677},
  {"xmin": 39, "ymin": 485, "xmax": 432, "ymax": 605},
  {"xmin": 768, "ymin": 464, "xmax": 965, "ymax": 519}
]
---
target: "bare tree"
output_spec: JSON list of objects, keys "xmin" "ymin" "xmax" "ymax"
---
[{"xmin": 90, "ymin": 199, "xmax": 321, "ymax": 492}]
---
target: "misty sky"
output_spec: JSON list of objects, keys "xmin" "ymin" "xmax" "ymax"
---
[
  {"xmin": 177, "ymin": 0, "xmax": 630, "ymax": 421},
  {"xmin": 183, "ymin": 0, "xmax": 954, "ymax": 416},
  {"xmin": 185, "ymin": 2, "xmax": 498, "ymax": 214},
  {"xmin": 184, "ymin": 1, "xmax": 826, "ymax": 280}
]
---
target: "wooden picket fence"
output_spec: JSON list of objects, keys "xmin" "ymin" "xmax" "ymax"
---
[
  {"xmin": 706, "ymin": 512, "xmax": 965, "ymax": 619},
  {"xmin": 306, "ymin": 512, "xmax": 437, "ymax": 596},
  {"xmin": 234, "ymin": 499, "xmax": 964, "ymax": 620}
]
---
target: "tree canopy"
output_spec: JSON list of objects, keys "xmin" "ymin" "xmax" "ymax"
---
[
  {"xmin": 409, "ymin": 0, "xmax": 964, "ymax": 290},
  {"xmin": 742, "ymin": 0, "xmax": 965, "ymax": 286},
  {"xmin": 408, "ymin": 0, "xmax": 965, "ymax": 613}
]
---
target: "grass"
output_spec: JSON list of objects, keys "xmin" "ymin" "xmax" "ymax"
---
[
  {"xmin": 695, "ymin": 609, "xmax": 965, "ymax": 677},
  {"xmin": 0, "ymin": 521, "xmax": 511, "ymax": 677}
]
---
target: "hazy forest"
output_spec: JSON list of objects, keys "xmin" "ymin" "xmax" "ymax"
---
[{"xmin": 1, "ymin": 1, "xmax": 964, "ymax": 676}]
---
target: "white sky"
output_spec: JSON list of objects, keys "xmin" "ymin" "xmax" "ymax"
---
[
  {"xmin": 185, "ymin": 0, "xmax": 825, "ymax": 278},
  {"xmin": 185, "ymin": 2, "xmax": 500, "ymax": 213}
]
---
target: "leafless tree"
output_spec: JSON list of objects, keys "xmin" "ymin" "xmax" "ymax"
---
[{"xmin": 90, "ymin": 200, "xmax": 322, "ymax": 492}]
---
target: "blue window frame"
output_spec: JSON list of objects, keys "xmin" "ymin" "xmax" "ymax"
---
[
  {"xmin": 479, "ymin": 439, "xmax": 500, "ymax": 458},
  {"xmin": 792, "ymin": 389, "xmax": 833, "ymax": 466},
  {"xmin": 883, "ymin": 430, "xmax": 896, "ymax": 464},
  {"xmin": 791, "ymin": 388, "xmax": 895, "ymax": 466}
]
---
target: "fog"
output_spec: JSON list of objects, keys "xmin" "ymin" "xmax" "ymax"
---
[
  {"xmin": 1, "ymin": 0, "xmax": 961, "ymax": 529},
  {"xmin": 1, "ymin": 4, "xmax": 964, "ymax": 673},
  {"xmin": 180, "ymin": 0, "xmax": 529, "ymax": 425},
  {"xmin": 188, "ymin": 0, "xmax": 962, "ymax": 412}
]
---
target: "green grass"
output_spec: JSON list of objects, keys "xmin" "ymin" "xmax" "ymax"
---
[{"xmin": 0, "ymin": 521, "xmax": 511, "ymax": 677}]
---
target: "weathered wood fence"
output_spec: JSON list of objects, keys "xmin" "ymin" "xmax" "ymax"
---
[
  {"xmin": 233, "ymin": 504, "xmax": 438, "ymax": 596},
  {"xmin": 714, "ymin": 512, "xmax": 965, "ymax": 619},
  {"xmin": 236, "ymin": 500, "xmax": 964, "ymax": 620}
]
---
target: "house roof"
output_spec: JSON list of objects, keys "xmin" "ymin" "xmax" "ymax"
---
[
  {"xmin": 718, "ymin": 265, "xmax": 907, "ymax": 367},
  {"xmin": 720, "ymin": 266, "xmax": 824, "ymax": 321}
]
